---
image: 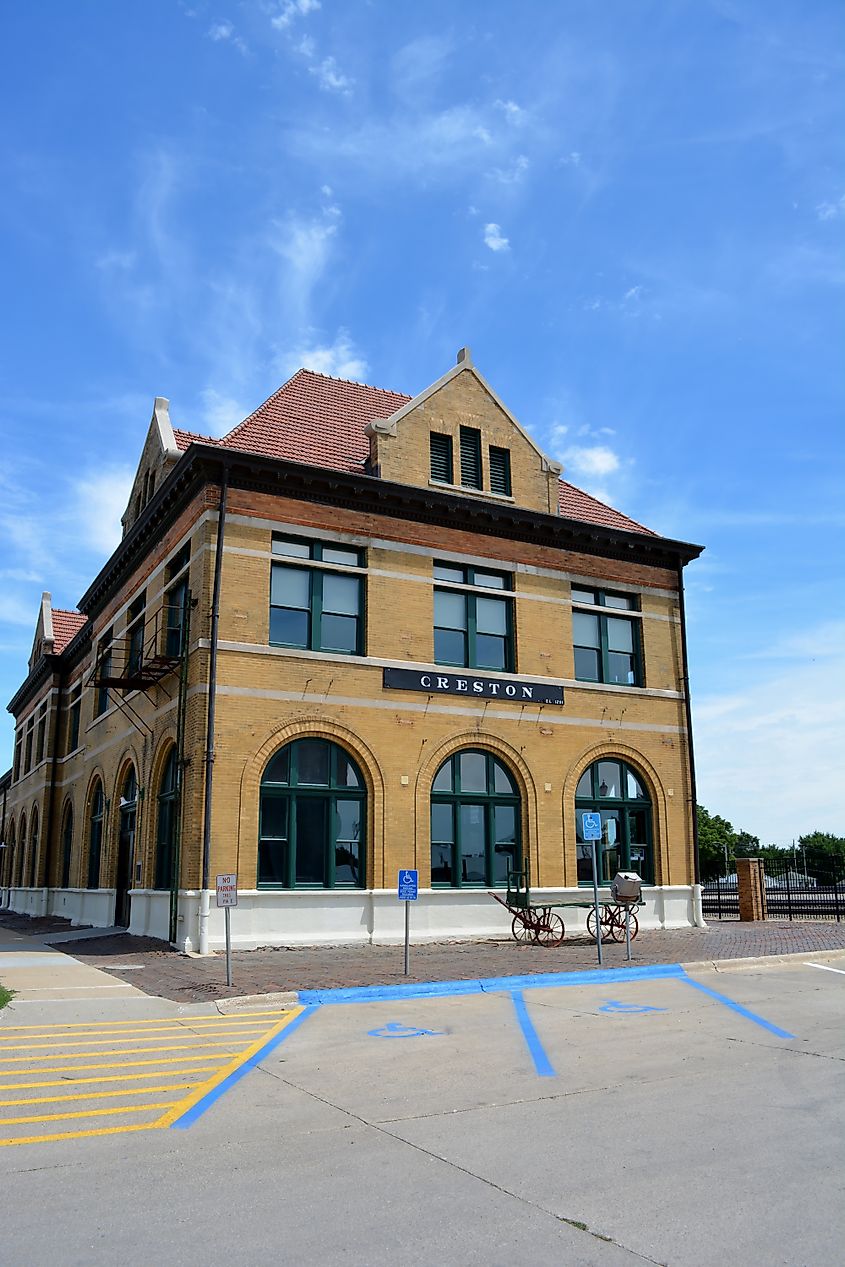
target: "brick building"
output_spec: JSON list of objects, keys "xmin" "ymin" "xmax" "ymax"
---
[{"xmin": 0, "ymin": 349, "xmax": 703, "ymax": 949}]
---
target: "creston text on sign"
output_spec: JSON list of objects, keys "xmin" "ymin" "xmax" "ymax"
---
[{"xmin": 382, "ymin": 667, "xmax": 564, "ymax": 705}]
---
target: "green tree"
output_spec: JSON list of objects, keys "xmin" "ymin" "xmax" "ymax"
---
[
  {"xmin": 697, "ymin": 806, "xmax": 760, "ymax": 881},
  {"xmin": 798, "ymin": 831, "xmax": 845, "ymax": 872}
]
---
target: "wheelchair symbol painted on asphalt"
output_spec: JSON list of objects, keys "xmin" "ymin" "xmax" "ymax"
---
[
  {"xmin": 368, "ymin": 1022, "xmax": 445, "ymax": 1038},
  {"xmin": 599, "ymin": 1000, "xmax": 667, "ymax": 1015}
]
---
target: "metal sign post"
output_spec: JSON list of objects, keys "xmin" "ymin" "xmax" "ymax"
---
[
  {"xmin": 216, "ymin": 873, "xmax": 237, "ymax": 987},
  {"xmin": 397, "ymin": 869, "xmax": 419, "ymax": 976},
  {"xmin": 581, "ymin": 813, "xmax": 603, "ymax": 967}
]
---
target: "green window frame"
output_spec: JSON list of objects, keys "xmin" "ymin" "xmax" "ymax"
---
[
  {"xmin": 270, "ymin": 536, "xmax": 364, "ymax": 656},
  {"xmin": 430, "ymin": 432, "xmax": 454, "ymax": 484},
  {"xmin": 87, "ymin": 782, "xmax": 104, "ymax": 890},
  {"xmin": 28, "ymin": 809, "xmax": 39, "ymax": 888},
  {"xmin": 572, "ymin": 587, "xmax": 642, "ymax": 687},
  {"xmin": 61, "ymin": 804, "xmax": 73, "ymax": 889},
  {"xmin": 126, "ymin": 593, "xmax": 146, "ymax": 675},
  {"xmin": 459, "ymin": 426, "xmax": 482, "ymax": 489},
  {"xmin": 154, "ymin": 749, "xmax": 179, "ymax": 891},
  {"xmin": 575, "ymin": 758, "xmax": 653, "ymax": 885},
  {"xmin": 96, "ymin": 629, "xmax": 113, "ymax": 716},
  {"xmin": 66, "ymin": 686, "xmax": 81, "ymax": 754},
  {"xmin": 430, "ymin": 749, "xmax": 521, "ymax": 888},
  {"xmin": 258, "ymin": 738, "xmax": 366, "ymax": 889},
  {"xmin": 489, "ymin": 445, "xmax": 512, "ymax": 496},
  {"xmin": 433, "ymin": 562, "xmax": 514, "ymax": 671}
]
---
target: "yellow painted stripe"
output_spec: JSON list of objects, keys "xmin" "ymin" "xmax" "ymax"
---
[
  {"xmin": 0, "ymin": 1121, "xmax": 161, "ymax": 1147},
  {"xmin": 0, "ymin": 1011, "xmax": 293, "ymax": 1033},
  {"xmin": 0, "ymin": 1084, "xmax": 198, "ymax": 1107},
  {"xmin": 0, "ymin": 1066, "xmax": 220, "ymax": 1091},
  {"xmin": 0, "ymin": 1054, "xmax": 238, "ymax": 1076},
  {"xmin": 0, "ymin": 1040, "xmax": 248, "ymax": 1064},
  {"xmin": 156, "ymin": 1005, "xmax": 306, "ymax": 1128},
  {"xmin": 0, "ymin": 1027, "xmax": 269, "ymax": 1051},
  {"xmin": 0, "ymin": 1102, "xmax": 173, "ymax": 1127}
]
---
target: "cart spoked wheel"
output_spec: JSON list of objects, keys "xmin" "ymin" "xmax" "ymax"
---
[
  {"xmin": 535, "ymin": 909, "xmax": 565, "ymax": 947},
  {"xmin": 511, "ymin": 911, "xmax": 536, "ymax": 943},
  {"xmin": 586, "ymin": 907, "xmax": 614, "ymax": 940},
  {"xmin": 611, "ymin": 909, "xmax": 639, "ymax": 942}
]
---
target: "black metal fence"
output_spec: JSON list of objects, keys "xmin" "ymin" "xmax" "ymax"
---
[{"xmin": 702, "ymin": 857, "xmax": 844, "ymax": 921}]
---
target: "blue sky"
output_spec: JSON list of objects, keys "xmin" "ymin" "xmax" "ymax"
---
[{"xmin": 1, "ymin": 0, "xmax": 842, "ymax": 846}]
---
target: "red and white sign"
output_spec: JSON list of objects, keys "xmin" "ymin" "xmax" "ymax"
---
[{"xmin": 215, "ymin": 873, "xmax": 238, "ymax": 908}]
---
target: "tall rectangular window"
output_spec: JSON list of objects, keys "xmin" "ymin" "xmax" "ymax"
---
[
  {"xmin": 126, "ymin": 592, "xmax": 145, "ymax": 675},
  {"xmin": 164, "ymin": 543, "xmax": 191, "ymax": 659},
  {"xmin": 66, "ymin": 685, "xmax": 82, "ymax": 754},
  {"xmin": 95, "ymin": 629, "xmax": 113, "ymax": 716},
  {"xmin": 572, "ymin": 587, "xmax": 642, "ymax": 686},
  {"xmin": 24, "ymin": 723, "xmax": 33, "ymax": 773},
  {"xmin": 433, "ymin": 562, "xmax": 513, "ymax": 671},
  {"xmin": 13, "ymin": 734, "xmax": 22, "ymax": 781},
  {"xmin": 35, "ymin": 710, "xmax": 46, "ymax": 765},
  {"xmin": 489, "ymin": 446, "xmax": 512, "ymax": 496},
  {"xmin": 430, "ymin": 432, "xmax": 453, "ymax": 484},
  {"xmin": 459, "ymin": 427, "xmax": 482, "ymax": 489},
  {"xmin": 270, "ymin": 536, "xmax": 364, "ymax": 655}
]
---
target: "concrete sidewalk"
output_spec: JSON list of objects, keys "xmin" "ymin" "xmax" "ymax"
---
[{"xmin": 0, "ymin": 925, "xmax": 147, "ymax": 1005}]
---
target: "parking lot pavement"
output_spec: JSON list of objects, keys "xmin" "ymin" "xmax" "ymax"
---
[{"xmin": 53, "ymin": 917, "xmax": 845, "ymax": 1002}]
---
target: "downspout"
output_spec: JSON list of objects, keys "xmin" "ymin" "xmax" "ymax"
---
[
  {"xmin": 677, "ymin": 559, "xmax": 705, "ymax": 927},
  {"xmin": 198, "ymin": 466, "xmax": 229, "ymax": 955}
]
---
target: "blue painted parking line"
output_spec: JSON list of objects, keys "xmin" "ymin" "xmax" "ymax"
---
[
  {"xmin": 682, "ymin": 978, "xmax": 795, "ymax": 1039},
  {"xmin": 511, "ymin": 992, "xmax": 555, "ymax": 1078}
]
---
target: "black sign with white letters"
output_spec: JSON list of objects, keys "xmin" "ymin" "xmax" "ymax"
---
[{"xmin": 382, "ymin": 667, "xmax": 564, "ymax": 705}]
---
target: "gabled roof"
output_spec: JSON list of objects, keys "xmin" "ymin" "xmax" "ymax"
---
[
  {"xmin": 558, "ymin": 481, "xmax": 656, "ymax": 537},
  {"xmin": 52, "ymin": 610, "xmax": 87, "ymax": 654},
  {"xmin": 174, "ymin": 428, "xmax": 218, "ymax": 451}
]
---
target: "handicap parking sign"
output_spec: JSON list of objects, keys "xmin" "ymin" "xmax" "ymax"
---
[
  {"xmin": 398, "ymin": 869, "xmax": 419, "ymax": 901},
  {"xmin": 581, "ymin": 812, "xmax": 602, "ymax": 841}
]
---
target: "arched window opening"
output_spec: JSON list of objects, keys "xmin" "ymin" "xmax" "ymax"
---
[
  {"xmin": 29, "ymin": 809, "xmax": 39, "ymax": 888},
  {"xmin": 258, "ymin": 739, "xmax": 365, "ymax": 889},
  {"xmin": 16, "ymin": 814, "xmax": 26, "ymax": 888},
  {"xmin": 4, "ymin": 820, "xmax": 15, "ymax": 889},
  {"xmin": 116, "ymin": 767, "xmax": 137, "ymax": 926},
  {"xmin": 61, "ymin": 805, "xmax": 74, "ymax": 889},
  {"xmin": 87, "ymin": 782, "xmax": 104, "ymax": 890},
  {"xmin": 155, "ymin": 749, "xmax": 179, "ymax": 891},
  {"xmin": 575, "ymin": 759, "xmax": 653, "ymax": 885},
  {"xmin": 430, "ymin": 749, "xmax": 520, "ymax": 888}
]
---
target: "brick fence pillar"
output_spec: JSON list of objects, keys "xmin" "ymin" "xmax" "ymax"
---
[{"xmin": 736, "ymin": 857, "xmax": 767, "ymax": 921}]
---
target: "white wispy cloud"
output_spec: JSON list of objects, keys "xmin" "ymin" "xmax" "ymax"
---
[
  {"xmin": 278, "ymin": 329, "xmax": 368, "ymax": 381},
  {"xmin": 72, "ymin": 467, "xmax": 135, "ymax": 555},
  {"xmin": 310, "ymin": 56, "xmax": 353, "ymax": 95},
  {"xmin": 199, "ymin": 388, "xmax": 248, "ymax": 437},
  {"xmin": 495, "ymin": 99, "xmax": 525, "ymax": 124},
  {"xmin": 489, "ymin": 154, "xmax": 529, "ymax": 185},
  {"xmin": 483, "ymin": 223, "xmax": 509, "ymax": 252},
  {"xmin": 207, "ymin": 20, "xmax": 248, "ymax": 54},
  {"xmin": 271, "ymin": 0, "xmax": 320, "ymax": 30},
  {"xmin": 816, "ymin": 193, "xmax": 845, "ymax": 221},
  {"xmin": 560, "ymin": 445, "xmax": 621, "ymax": 478}
]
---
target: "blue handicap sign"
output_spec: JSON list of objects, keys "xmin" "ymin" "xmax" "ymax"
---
[
  {"xmin": 368, "ymin": 1022, "xmax": 444, "ymax": 1038},
  {"xmin": 398, "ymin": 869, "xmax": 419, "ymax": 901},
  {"xmin": 581, "ymin": 812, "xmax": 602, "ymax": 841},
  {"xmin": 599, "ymin": 999, "xmax": 667, "ymax": 1015}
]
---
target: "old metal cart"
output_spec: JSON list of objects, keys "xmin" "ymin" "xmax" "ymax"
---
[{"xmin": 489, "ymin": 860, "xmax": 642, "ymax": 947}]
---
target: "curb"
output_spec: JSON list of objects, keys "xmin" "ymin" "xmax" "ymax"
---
[
  {"xmin": 682, "ymin": 947, "xmax": 845, "ymax": 974},
  {"xmin": 215, "ymin": 991, "xmax": 300, "ymax": 1013}
]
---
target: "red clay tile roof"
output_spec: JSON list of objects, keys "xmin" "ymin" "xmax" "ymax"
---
[
  {"xmin": 52, "ymin": 609, "xmax": 87, "ymax": 654},
  {"xmin": 219, "ymin": 369, "xmax": 411, "ymax": 473},
  {"xmin": 194, "ymin": 368, "xmax": 656, "ymax": 536},
  {"xmin": 173, "ymin": 428, "xmax": 218, "ymax": 451}
]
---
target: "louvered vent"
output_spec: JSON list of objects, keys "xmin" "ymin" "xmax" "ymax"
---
[
  {"xmin": 430, "ymin": 432, "xmax": 453, "ymax": 483},
  {"xmin": 459, "ymin": 426, "xmax": 482, "ymax": 489},
  {"xmin": 489, "ymin": 446, "xmax": 512, "ymax": 496}
]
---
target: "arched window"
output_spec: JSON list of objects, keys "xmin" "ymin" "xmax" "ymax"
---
[
  {"xmin": 4, "ymin": 820, "xmax": 15, "ymax": 888},
  {"xmin": 87, "ymin": 782, "xmax": 104, "ymax": 889},
  {"xmin": 259, "ymin": 739, "xmax": 365, "ymax": 888},
  {"xmin": 430, "ymin": 749, "xmax": 520, "ymax": 887},
  {"xmin": 575, "ymin": 758, "xmax": 653, "ymax": 885},
  {"xmin": 115, "ymin": 767, "xmax": 137, "ymax": 926},
  {"xmin": 29, "ymin": 809, "xmax": 39, "ymax": 888},
  {"xmin": 17, "ymin": 813, "xmax": 26, "ymax": 888},
  {"xmin": 61, "ymin": 804, "xmax": 74, "ymax": 889},
  {"xmin": 155, "ymin": 749, "xmax": 179, "ymax": 891}
]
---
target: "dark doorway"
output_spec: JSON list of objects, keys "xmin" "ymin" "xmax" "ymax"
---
[{"xmin": 115, "ymin": 768, "xmax": 137, "ymax": 928}]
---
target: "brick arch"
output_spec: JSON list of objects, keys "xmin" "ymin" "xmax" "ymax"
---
[
  {"xmin": 236, "ymin": 716, "xmax": 386, "ymax": 888},
  {"xmin": 562, "ymin": 741, "xmax": 669, "ymax": 886},
  {"xmin": 414, "ymin": 730, "xmax": 541, "ymax": 886}
]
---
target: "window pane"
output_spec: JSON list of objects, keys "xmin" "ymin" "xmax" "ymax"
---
[
  {"xmin": 573, "ymin": 611, "xmax": 600, "ymax": 648},
  {"xmin": 434, "ymin": 629, "xmax": 467, "ymax": 665},
  {"xmin": 459, "ymin": 804, "xmax": 486, "ymax": 883},
  {"xmin": 431, "ymin": 802, "xmax": 454, "ymax": 843},
  {"xmin": 574, "ymin": 647, "xmax": 600, "ymax": 681},
  {"xmin": 576, "ymin": 769, "xmax": 592, "ymax": 799},
  {"xmin": 335, "ymin": 840, "xmax": 360, "ymax": 885},
  {"xmin": 320, "ymin": 614, "xmax": 358, "ymax": 653},
  {"xmin": 604, "ymin": 592, "xmax": 635, "ymax": 610},
  {"xmin": 434, "ymin": 590, "xmax": 467, "ymax": 629},
  {"xmin": 571, "ymin": 588, "xmax": 596, "ymax": 604},
  {"xmin": 335, "ymin": 798, "xmax": 361, "ymax": 843},
  {"xmin": 476, "ymin": 596, "xmax": 507, "ymax": 635},
  {"xmin": 273, "ymin": 538, "xmax": 310, "ymax": 558},
  {"xmin": 597, "ymin": 762, "xmax": 621, "ymax": 798},
  {"xmin": 322, "ymin": 573, "xmax": 360, "ymax": 615},
  {"xmin": 270, "ymin": 607, "xmax": 309, "ymax": 647},
  {"xmin": 294, "ymin": 797, "xmax": 327, "ymax": 884},
  {"xmin": 492, "ymin": 759, "xmax": 515, "ymax": 794},
  {"xmin": 492, "ymin": 841, "xmax": 517, "ymax": 884},
  {"xmin": 433, "ymin": 563, "xmax": 464, "ymax": 583},
  {"xmin": 336, "ymin": 750, "xmax": 362, "ymax": 788},
  {"xmin": 493, "ymin": 803, "xmax": 516, "ymax": 844},
  {"xmin": 322, "ymin": 546, "xmax": 359, "ymax": 566},
  {"xmin": 295, "ymin": 740, "xmax": 330, "ymax": 786},
  {"xmin": 607, "ymin": 617, "xmax": 634, "ymax": 653},
  {"xmin": 608, "ymin": 652, "xmax": 636, "ymax": 685},
  {"xmin": 258, "ymin": 838, "xmax": 287, "ymax": 885},
  {"xmin": 626, "ymin": 768, "xmax": 646, "ymax": 799},
  {"xmin": 432, "ymin": 762, "xmax": 453, "ymax": 793},
  {"xmin": 260, "ymin": 796, "xmax": 288, "ymax": 839},
  {"xmin": 474, "ymin": 570, "xmax": 506, "ymax": 590},
  {"xmin": 599, "ymin": 811, "xmax": 621, "ymax": 883},
  {"xmin": 459, "ymin": 752, "xmax": 487, "ymax": 793},
  {"xmin": 475, "ymin": 634, "xmax": 507, "ymax": 670},
  {"xmin": 271, "ymin": 565, "xmax": 310, "ymax": 608},
  {"xmin": 431, "ymin": 842, "xmax": 453, "ymax": 884},
  {"xmin": 263, "ymin": 748, "xmax": 290, "ymax": 785}
]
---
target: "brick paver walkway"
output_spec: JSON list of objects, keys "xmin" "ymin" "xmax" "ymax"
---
[{"xmin": 2, "ymin": 916, "xmax": 840, "ymax": 1003}]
